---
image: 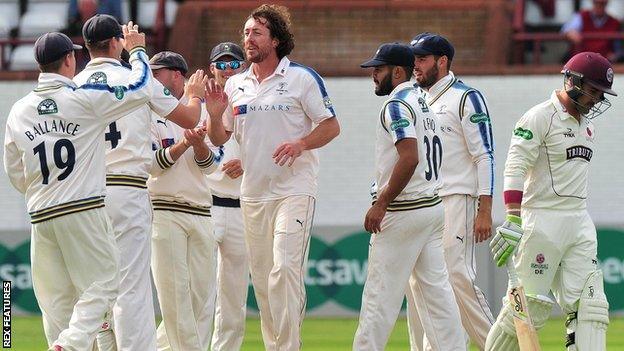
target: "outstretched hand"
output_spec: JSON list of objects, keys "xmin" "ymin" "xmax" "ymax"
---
[{"xmin": 121, "ymin": 21, "xmax": 145, "ymax": 51}]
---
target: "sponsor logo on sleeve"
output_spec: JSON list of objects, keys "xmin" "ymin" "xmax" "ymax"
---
[
  {"xmin": 513, "ymin": 127, "xmax": 533, "ymax": 140},
  {"xmin": 469, "ymin": 112, "xmax": 490, "ymax": 124},
  {"xmin": 113, "ymin": 86, "xmax": 125, "ymax": 100},
  {"xmin": 36, "ymin": 99, "xmax": 58, "ymax": 115},
  {"xmin": 390, "ymin": 118, "xmax": 410, "ymax": 131},
  {"xmin": 323, "ymin": 96, "xmax": 333, "ymax": 109}
]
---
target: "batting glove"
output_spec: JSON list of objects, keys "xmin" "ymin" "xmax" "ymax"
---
[{"xmin": 490, "ymin": 214, "xmax": 523, "ymax": 267}]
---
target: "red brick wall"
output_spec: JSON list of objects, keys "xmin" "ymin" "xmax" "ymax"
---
[{"xmin": 168, "ymin": 0, "xmax": 512, "ymax": 76}]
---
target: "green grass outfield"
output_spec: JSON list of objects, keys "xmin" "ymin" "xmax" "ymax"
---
[{"xmin": 10, "ymin": 316, "xmax": 624, "ymax": 350}]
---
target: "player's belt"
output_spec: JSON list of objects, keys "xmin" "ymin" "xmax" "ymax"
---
[
  {"xmin": 29, "ymin": 196, "xmax": 105, "ymax": 224},
  {"xmin": 106, "ymin": 174, "xmax": 148, "ymax": 189},
  {"xmin": 151, "ymin": 199, "xmax": 211, "ymax": 217},
  {"xmin": 373, "ymin": 195, "xmax": 441, "ymax": 212},
  {"xmin": 212, "ymin": 195, "xmax": 241, "ymax": 208}
]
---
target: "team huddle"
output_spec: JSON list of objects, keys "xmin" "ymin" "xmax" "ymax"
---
[{"xmin": 1, "ymin": 3, "xmax": 615, "ymax": 351}]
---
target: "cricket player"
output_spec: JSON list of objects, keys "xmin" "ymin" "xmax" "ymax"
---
[
  {"xmin": 3, "ymin": 26, "xmax": 152, "ymax": 351},
  {"xmin": 205, "ymin": 5, "xmax": 340, "ymax": 350},
  {"xmin": 486, "ymin": 52, "xmax": 615, "ymax": 351},
  {"xmin": 408, "ymin": 33, "xmax": 495, "ymax": 350},
  {"xmin": 354, "ymin": 42, "xmax": 464, "ymax": 351},
  {"xmin": 148, "ymin": 51, "xmax": 218, "ymax": 351},
  {"xmin": 205, "ymin": 42, "xmax": 249, "ymax": 351},
  {"xmin": 72, "ymin": 14, "xmax": 206, "ymax": 351}
]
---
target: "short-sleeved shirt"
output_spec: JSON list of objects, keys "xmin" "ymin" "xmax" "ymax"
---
[
  {"xmin": 74, "ymin": 57, "xmax": 179, "ymax": 180},
  {"xmin": 503, "ymin": 91, "xmax": 595, "ymax": 210},
  {"xmin": 372, "ymin": 81, "xmax": 441, "ymax": 210},
  {"xmin": 222, "ymin": 56, "xmax": 335, "ymax": 201}
]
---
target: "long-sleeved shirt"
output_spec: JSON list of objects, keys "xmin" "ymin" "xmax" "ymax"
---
[
  {"xmin": 504, "ymin": 91, "xmax": 594, "ymax": 210},
  {"xmin": 3, "ymin": 48, "xmax": 153, "ymax": 223},
  {"xmin": 421, "ymin": 71, "xmax": 495, "ymax": 198},
  {"xmin": 74, "ymin": 57, "xmax": 179, "ymax": 188}
]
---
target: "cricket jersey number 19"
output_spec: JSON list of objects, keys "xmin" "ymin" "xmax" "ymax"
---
[{"xmin": 33, "ymin": 139, "xmax": 76, "ymax": 185}]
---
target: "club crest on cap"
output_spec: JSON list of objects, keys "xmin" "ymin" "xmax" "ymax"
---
[{"xmin": 607, "ymin": 67, "xmax": 614, "ymax": 83}]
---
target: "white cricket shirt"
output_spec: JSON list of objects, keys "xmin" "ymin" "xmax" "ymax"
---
[
  {"xmin": 504, "ymin": 91, "xmax": 595, "ymax": 210},
  {"xmin": 423, "ymin": 72, "xmax": 495, "ymax": 197},
  {"xmin": 148, "ymin": 101, "xmax": 217, "ymax": 214},
  {"xmin": 205, "ymin": 136, "xmax": 242, "ymax": 199},
  {"xmin": 3, "ymin": 49, "xmax": 153, "ymax": 223},
  {"xmin": 372, "ymin": 81, "xmax": 441, "ymax": 211},
  {"xmin": 222, "ymin": 56, "xmax": 336, "ymax": 201},
  {"xmin": 74, "ymin": 57, "xmax": 179, "ymax": 187}
]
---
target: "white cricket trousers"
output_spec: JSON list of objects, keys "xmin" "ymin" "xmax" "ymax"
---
[
  {"xmin": 211, "ymin": 202, "xmax": 249, "ymax": 351},
  {"xmin": 353, "ymin": 203, "xmax": 465, "ymax": 351},
  {"xmin": 151, "ymin": 209, "xmax": 217, "ymax": 351},
  {"xmin": 407, "ymin": 195, "xmax": 494, "ymax": 350},
  {"xmin": 515, "ymin": 208, "xmax": 598, "ymax": 315},
  {"xmin": 31, "ymin": 207, "xmax": 120, "ymax": 351},
  {"xmin": 96, "ymin": 186, "xmax": 156, "ymax": 351},
  {"xmin": 241, "ymin": 195, "xmax": 315, "ymax": 351}
]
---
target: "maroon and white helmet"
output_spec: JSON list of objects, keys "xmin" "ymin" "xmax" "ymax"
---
[{"xmin": 562, "ymin": 52, "xmax": 617, "ymax": 96}]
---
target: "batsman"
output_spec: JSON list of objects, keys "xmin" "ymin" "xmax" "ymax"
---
[{"xmin": 486, "ymin": 51, "xmax": 616, "ymax": 351}]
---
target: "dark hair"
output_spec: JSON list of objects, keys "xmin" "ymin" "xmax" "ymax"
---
[
  {"xmin": 433, "ymin": 54, "xmax": 452, "ymax": 71},
  {"xmin": 248, "ymin": 4, "xmax": 295, "ymax": 59},
  {"xmin": 39, "ymin": 53, "xmax": 68, "ymax": 73},
  {"xmin": 85, "ymin": 38, "xmax": 113, "ymax": 54},
  {"xmin": 401, "ymin": 66, "xmax": 414, "ymax": 80}
]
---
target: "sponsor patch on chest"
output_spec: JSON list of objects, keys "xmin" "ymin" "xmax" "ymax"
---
[{"xmin": 566, "ymin": 145, "xmax": 593, "ymax": 161}]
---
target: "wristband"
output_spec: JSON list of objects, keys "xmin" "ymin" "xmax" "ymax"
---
[
  {"xmin": 191, "ymin": 96, "xmax": 205, "ymax": 103},
  {"xmin": 505, "ymin": 214, "xmax": 522, "ymax": 225}
]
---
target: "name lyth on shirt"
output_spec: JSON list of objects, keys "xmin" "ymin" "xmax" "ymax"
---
[{"xmin": 24, "ymin": 119, "xmax": 80, "ymax": 141}]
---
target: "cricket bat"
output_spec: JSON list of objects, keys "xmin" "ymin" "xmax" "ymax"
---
[{"xmin": 507, "ymin": 258, "xmax": 541, "ymax": 351}]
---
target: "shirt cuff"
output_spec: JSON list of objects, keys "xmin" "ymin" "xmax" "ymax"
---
[{"xmin": 503, "ymin": 175, "xmax": 524, "ymax": 192}]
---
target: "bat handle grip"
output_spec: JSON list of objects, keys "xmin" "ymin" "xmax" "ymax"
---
[{"xmin": 507, "ymin": 256, "xmax": 520, "ymax": 288}]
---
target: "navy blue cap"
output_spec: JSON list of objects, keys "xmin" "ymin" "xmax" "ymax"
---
[
  {"xmin": 150, "ymin": 51, "xmax": 189, "ymax": 75},
  {"xmin": 410, "ymin": 33, "xmax": 455, "ymax": 61},
  {"xmin": 34, "ymin": 32, "xmax": 82, "ymax": 65},
  {"xmin": 82, "ymin": 14, "xmax": 123, "ymax": 44},
  {"xmin": 210, "ymin": 42, "xmax": 245, "ymax": 62},
  {"xmin": 360, "ymin": 43, "xmax": 415, "ymax": 68}
]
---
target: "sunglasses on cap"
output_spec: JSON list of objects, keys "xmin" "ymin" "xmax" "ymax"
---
[{"xmin": 213, "ymin": 61, "xmax": 243, "ymax": 70}]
